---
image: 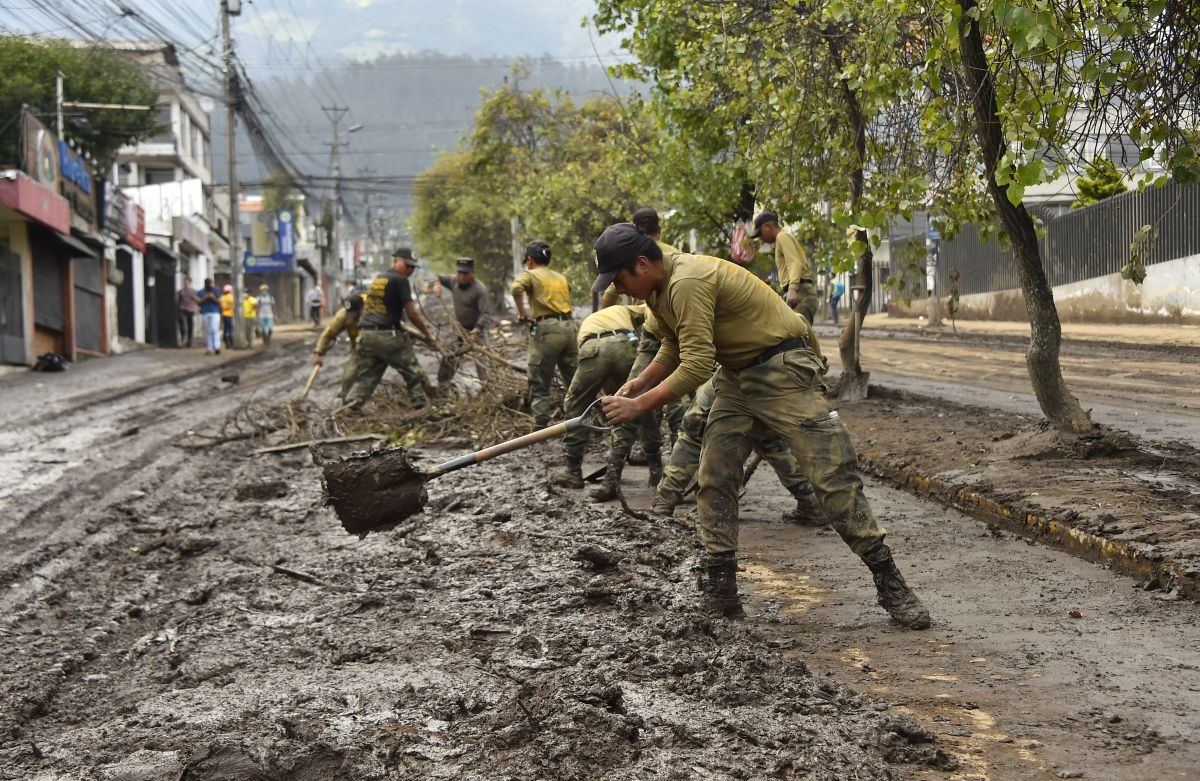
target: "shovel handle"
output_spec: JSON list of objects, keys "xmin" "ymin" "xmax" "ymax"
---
[
  {"xmin": 298, "ymin": 364, "xmax": 321, "ymax": 401},
  {"xmin": 424, "ymin": 416, "xmax": 586, "ymax": 478}
]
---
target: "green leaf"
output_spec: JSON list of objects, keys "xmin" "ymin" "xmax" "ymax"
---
[{"xmin": 1006, "ymin": 182, "xmax": 1026, "ymax": 206}]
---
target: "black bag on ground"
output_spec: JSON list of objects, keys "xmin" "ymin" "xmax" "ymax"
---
[{"xmin": 32, "ymin": 352, "xmax": 68, "ymax": 372}]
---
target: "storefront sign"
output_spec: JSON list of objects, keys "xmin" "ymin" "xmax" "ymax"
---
[
  {"xmin": 125, "ymin": 201, "xmax": 145, "ymax": 252},
  {"xmin": 243, "ymin": 208, "xmax": 295, "ymax": 273},
  {"xmin": 20, "ymin": 110, "xmax": 60, "ymax": 192}
]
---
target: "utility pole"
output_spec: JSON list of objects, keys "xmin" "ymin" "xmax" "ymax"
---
[
  {"xmin": 222, "ymin": 0, "xmax": 244, "ymax": 347},
  {"xmin": 322, "ymin": 105, "xmax": 349, "ymax": 300}
]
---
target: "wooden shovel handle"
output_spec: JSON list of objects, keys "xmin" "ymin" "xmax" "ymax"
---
[
  {"xmin": 425, "ymin": 416, "xmax": 583, "ymax": 479},
  {"xmin": 298, "ymin": 364, "xmax": 321, "ymax": 401}
]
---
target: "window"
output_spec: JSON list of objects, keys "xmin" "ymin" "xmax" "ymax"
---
[
  {"xmin": 143, "ymin": 168, "xmax": 175, "ymax": 185},
  {"xmin": 151, "ymin": 103, "xmax": 173, "ymax": 143},
  {"xmin": 191, "ymin": 125, "xmax": 201, "ymax": 165}
]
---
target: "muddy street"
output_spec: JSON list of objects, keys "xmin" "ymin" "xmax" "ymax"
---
[{"xmin": 0, "ymin": 332, "xmax": 1197, "ymax": 779}]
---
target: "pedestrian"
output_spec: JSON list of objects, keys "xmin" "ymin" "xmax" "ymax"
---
[
  {"xmin": 435, "ymin": 257, "xmax": 493, "ymax": 383},
  {"xmin": 306, "ymin": 285, "xmax": 325, "ymax": 329},
  {"xmin": 555, "ymin": 303, "xmax": 647, "ymax": 493},
  {"xmin": 198, "ymin": 278, "xmax": 222, "ymax": 355},
  {"xmin": 593, "ymin": 222, "xmax": 929, "ymax": 628},
  {"xmin": 748, "ymin": 212, "xmax": 821, "ymax": 325},
  {"xmin": 176, "ymin": 276, "xmax": 199, "ymax": 347},
  {"xmin": 219, "ymin": 284, "xmax": 235, "ymax": 349},
  {"xmin": 650, "ymin": 377, "xmax": 826, "ymax": 525},
  {"xmin": 314, "ymin": 292, "xmax": 364, "ymax": 403},
  {"xmin": 510, "ymin": 240, "xmax": 577, "ymax": 429},
  {"xmin": 343, "ymin": 248, "xmax": 435, "ymax": 409},
  {"xmin": 242, "ymin": 289, "xmax": 258, "ymax": 349},
  {"xmin": 830, "ymin": 277, "xmax": 845, "ymax": 325},
  {"xmin": 256, "ymin": 284, "xmax": 276, "ymax": 347}
]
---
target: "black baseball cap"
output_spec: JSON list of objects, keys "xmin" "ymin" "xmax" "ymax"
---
[
  {"xmin": 747, "ymin": 212, "xmax": 778, "ymax": 238},
  {"xmin": 631, "ymin": 207, "xmax": 660, "ymax": 235},
  {"xmin": 592, "ymin": 222, "xmax": 652, "ymax": 293},
  {"xmin": 344, "ymin": 292, "xmax": 364, "ymax": 312},
  {"xmin": 455, "ymin": 257, "xmax": 475, "ymax": 272},
  {"xmin": 525, "ymin": 240, "xmax": 551, "ymax": 264},
  {"xmin": 392, "ymin": 247, "xmax": 419, "ymax": 266}
]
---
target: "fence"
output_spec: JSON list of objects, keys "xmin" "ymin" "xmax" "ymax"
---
[{"xmin": 891, "ymin": 181, "xmax": 1200, "ymax": 298}]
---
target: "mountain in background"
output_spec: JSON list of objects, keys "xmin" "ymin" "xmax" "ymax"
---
[{"xmin": 212, "ymin": 51, "xmax": 634, "ymax": 231}]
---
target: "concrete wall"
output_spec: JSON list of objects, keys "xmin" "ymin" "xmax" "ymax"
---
[{"xmin": 888, "ymin": 254, "xmax": 1200, "ymax": 325}]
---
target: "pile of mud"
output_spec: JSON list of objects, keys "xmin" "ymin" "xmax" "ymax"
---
[{"xmin": 0, "ymin": 441, "xmax": 946, "ymax": 779}]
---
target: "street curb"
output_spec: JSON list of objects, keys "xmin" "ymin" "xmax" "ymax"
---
[{"xmin": 858, "ymin": 453, "xmax": 1199, "ymax": 602}]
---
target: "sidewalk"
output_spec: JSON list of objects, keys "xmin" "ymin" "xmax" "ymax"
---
[{"xmin": 833, "ymin": 314, "xmax": 1200, "ymax": 351}]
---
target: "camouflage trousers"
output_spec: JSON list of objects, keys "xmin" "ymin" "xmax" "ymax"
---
[
  {"xmin": 791, "ymin": 280, "xmax": 821, "ymax": 326},
  {"xmin": 437, "ymin": 329, "xmax": 488, "ymax": 384},
  {"xmin": 657, "ymin": 378, "xmax": 812, "ymax": 506},
  {"xmin": 344, "ymin": 329, "xmax": 429, "ymax": 408},
  {"xmin": 526, "ymin": 317, "xmax": 579, "ymax": 424},
  {"xmin": 336, "ymin": 342, "xmax": 361, "ymax": 401},
  {"xmin": 562, "ymin": 334, "xmax": 638, "ymax": 460},
  {"xmin": 697, "ymin": 348, "xmax": 886, "ymax": 556}
]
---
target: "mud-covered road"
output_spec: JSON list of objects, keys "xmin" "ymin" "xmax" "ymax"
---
[{"xmin": 0, "ymin": 332, "xmax": 1198, "ymax": 779}]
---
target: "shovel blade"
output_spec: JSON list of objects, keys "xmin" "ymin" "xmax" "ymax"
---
[{"xmin": 322, "ymin": 447, "xmax": 429, "ymax": 536}]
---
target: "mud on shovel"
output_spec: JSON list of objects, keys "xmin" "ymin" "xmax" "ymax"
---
[{"xmin": 323, "ymin": 399, "xmax": 611, "ymax": 536}]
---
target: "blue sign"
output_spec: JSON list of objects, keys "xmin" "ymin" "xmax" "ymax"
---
[
  {"xmin": 58, "ymin": 140, "xmax": 92, "ymax": 194},
  {"xmin": 243, "ymin": 208, "xmax": 295, "ymax": 272}
]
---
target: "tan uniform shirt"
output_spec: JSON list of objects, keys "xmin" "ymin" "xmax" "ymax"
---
[
  {"xmin": 314, "ymin": 307, "xmax": 361, "ymax": 355},
  {"xmin": 774, "ymin": 230, "xmax": 813, "ymax": 290},
  {"xmin": 510, "ymin": 266, "xmax": 572, "ymax": 318},
  {"xmin": 646, "ymin": 252, "xmax": 822, "ymax": 397},
  {"xmin": 577, "ymin": 304, "xmax": 647, "ymax": 343}
]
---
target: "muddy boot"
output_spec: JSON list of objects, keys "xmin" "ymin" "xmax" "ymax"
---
[
  {"xmin": 862, "ymin": 544, "xmax": 930, "ymax": 629},
  {"xmin": 626, "ymin": 442, "xmax": 648, "ymax": 466},
  {"xmin": 590, "ymin": 446, "xmax": 627, "ymax": 502},
  {"xmin": 781, "ymin": 486, "xmax": 827, "ymax": 527},
  {"xmin": 555, "ymin": 457, "xmax": 584, "ymax": 489},
  {"xmin": 647, "ymin": 493, "xmax": 676, "ymax": 520},
  {"xmin": 696, "ymin": 552, "xmax": 744, "ymax": 618}
]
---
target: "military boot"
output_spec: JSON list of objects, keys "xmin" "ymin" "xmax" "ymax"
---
[
  {"xmin": 555, "ymin": 457, "xmax": 584, "ymax": 489},
  {"xmin": 647, "ymin": 493, "xmax": 676, "ymax": 520},
  {"xmin": 696, "ymin": 552, "xmax": 744, "ymax": 618},
  {"xmin": 590, "ymin": 445, "xmax": 628, "ymax": 502},
  {"xmin": 862, "ymin": 544, "xmax": 930, "ymax": 629},
  {"xmin": 781, "ymin": 485, "xmax": 827, "ymax": 527}
]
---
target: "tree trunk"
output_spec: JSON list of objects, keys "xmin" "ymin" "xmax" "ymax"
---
[
  {"xmin": 957, "ymin": 0, "xmax": 1094, "ymax": 435},
  {"xmin": 827, "ymin": 30, "xmax": 872, "ymax": 400}
]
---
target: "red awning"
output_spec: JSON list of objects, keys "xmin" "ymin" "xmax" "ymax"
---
[{"xmin": 0, "ymin": 170, "xmax": 70, "ymax": 234}]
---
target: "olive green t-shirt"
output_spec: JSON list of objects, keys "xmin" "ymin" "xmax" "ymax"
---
[
  {"xmin": 578, "ymin": 304, "xmax": 647, "ymax": 343},
  {"xmin": 774, "ymin": 230, "xmax": 813, "ymax": 289},
  {"xmin": 510, "ymin": 266, "xmax": 572, "ymax": 318},
  {"xmin": 646, "ymin": 252, "xmax": 822, "ymax": 397}
]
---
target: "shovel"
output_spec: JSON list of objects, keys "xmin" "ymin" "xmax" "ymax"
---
[
  {"xmin": 298, "ymin": 364, "xmax": 321, "ymax": 401},
  {"xmin": 323, "ymin": 399, "xmax": 610, "ymax": 536}
]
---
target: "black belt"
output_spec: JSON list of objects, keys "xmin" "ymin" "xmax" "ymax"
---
[
  {"xmin": 580, "ymin": 329, "xmax": 632, "ymax": 345},
  {"xmin": 535, "ymin": 313, "xmax": 572, "ymax": 322},
  {"xmin": 747, "ymin": 337, "xmax": 809, "ymax": 368},
  {"xmin": 358, "ymin": 324, "xmax": 404, "ymax": 331}
]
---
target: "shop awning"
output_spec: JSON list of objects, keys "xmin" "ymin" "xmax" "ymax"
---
[{"xmin": 55, "ymin": 231, "xmax": 99, "ymax": 258}]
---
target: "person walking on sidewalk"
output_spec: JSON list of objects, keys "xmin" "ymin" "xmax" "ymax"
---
[
  {"xmin": 219, "ymin": 284, "xmax": 235, "ymax": 348},
  {"xmin": 593, "ymin": 222, "xmax": 929, "ymax": 628},
  {"xmin": 176, "ymin": 277, "xmax": 199, "ymax": 348},
  {"xmin": 830, "ymin": 278, "xmax": 845, "ymax": 325},
  {"xmin": 749, "ymin": 212, "xmax": 820, "ymax": 325},
  {"xmin": 511, "ymin": 240, "xmax": 577, "ymax": 428},
  {"xmin": 555, "ymin": 303, "xmax": 649, "ymax": 494},
  {"xmin": 344, "ymin": 248, "xmax": 435, "ymax": 409},
  {"xmin": 198, "ymin": 278, "xmax": 222, "ymax": 355},
  {"xmin": 306, "ymin": 285, "xmax": 325, "ymax": 329},
  {"xmin": 242, "ymin": 289, "xmax": 258, "ymax": 349},
  {"xmin": 314, "ymin": 292, "xmax": 364, "ymax": 403},
  {"xmin": 435, "ymin": 257, "xmax": 493, "ymax": 383},
  {"xmin": 256, "ymin": 284, "xmax": 276, "ymax": 347}
]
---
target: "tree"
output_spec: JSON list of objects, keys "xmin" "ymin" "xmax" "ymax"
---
[
  {"xmin": 0, "ymin": 36, "xmax": 160, "ymax": 168},
  {"xmin": 261, "ymin": 168, "xmax": 300, "ymax": 213},
  {"xmin": 1072, "ymin": 156, "xmax": 1127, "ymax": 208}
]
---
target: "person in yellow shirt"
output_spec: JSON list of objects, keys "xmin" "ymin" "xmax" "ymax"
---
[
  {"xmin": 593, "ymin": 222, "xmax": 929, "ymax": 628},
  {"xmin": 313, "ymin": 292, "xmax": 364, "ymax": 403},
  {"xmin": 219, "ymin": 284, "xmax": 235, "ymax": 349},
  {"xmin": 510, "ymin": 240, "xmax": 577, "ymax": 428},
  {"xmin": 242, "ymin": 290, "xmax": 258, "ymax": 349},
  {"xmin": 749, "ymin": 212, "xmax": 820, "ymax": 325}
]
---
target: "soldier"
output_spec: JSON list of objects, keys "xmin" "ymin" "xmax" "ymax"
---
[
  {"xmin": 344, "ymin": 248, "xmax": 435, "ymax": 409},
  {"xmin": 313, "ymin": 292, "xmax": 364, "ymax": 403},
  {"xmin": 435, "ymin": 257, "xmax": 493, "ymax": 383},
  {"xmin": 650, "ymin": 377, "xmax": 826, "ymax": 525},
  {"xmin": 555, "ymin": 303, "xmax": 647, "ymax": 494},
  {"xmin": 594, "ymin": 222, "xmax": 929, "ymax": 628},
  {"xmin": 511, "ymin": 240, "xmax": 577, "ymax": 428},
  {"xmin": 748, "ymin": 212, "xmax": 821, "ymax": 325}
]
